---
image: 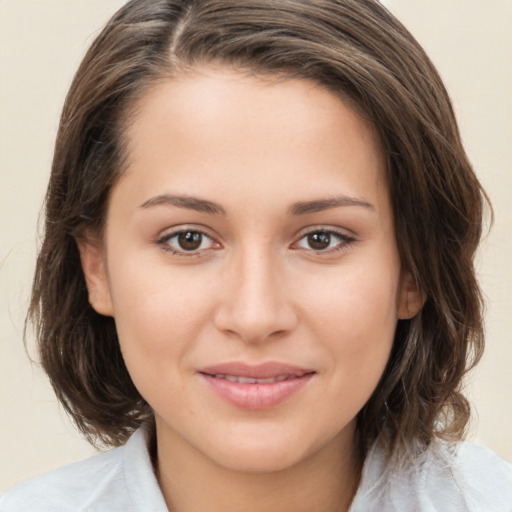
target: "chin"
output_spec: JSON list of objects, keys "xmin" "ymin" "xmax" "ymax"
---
[
  {"xmin": 208, "ymin": 440, "xmax": 310, "ymax": 474},
  {"xmin": 199, "ymin": 420, "xmax": 343, "ymax": 474}
]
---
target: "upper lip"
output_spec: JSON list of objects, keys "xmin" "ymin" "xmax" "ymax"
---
[{"xmin": 199, "ymin": 362, "xmax": 315, "ymax": 379}]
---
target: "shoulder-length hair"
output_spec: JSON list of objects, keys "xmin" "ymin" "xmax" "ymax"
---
[{"xmin": 29, "ymin": 0, "xmax": 489, "ymax": 453}]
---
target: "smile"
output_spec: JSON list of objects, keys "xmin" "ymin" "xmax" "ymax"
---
[
  {"xmin": 198, "ymin": 363, "xmax": 315, "ymax": 410},
  {"xmin": 205, "ymin": 373, "xmax": 301, "ymax": 384}
]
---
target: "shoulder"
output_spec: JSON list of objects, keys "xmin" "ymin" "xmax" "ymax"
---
[
  {"xmin": 0, "ymin": 445, "xmax": 124, "ymax": 512},
  {"xmin": 351, "ymin": 440, "xmax": 512, "ymax": 512},
  {"xmin": 0, "ymin": 428, "xmax": 167, "ymax": 512},
  {"xmin": 449, "ymin": 442, "xmax": 512, "ymax": 510}
]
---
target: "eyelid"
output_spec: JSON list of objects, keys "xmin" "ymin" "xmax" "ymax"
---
[
  {"xmin": 156, "ymin": 224, "xmax": 222, "ymax": 255},
  {"xmin": 154, "ymin": 224, "xmax": 355, "ymax": 257},
  {"xmin": 293, "ymin": 224, "xmax": 356, "ymax": 240},
  {"xmin": 291, "ymin": 225, "xmax": 356, "ymax": 253}
]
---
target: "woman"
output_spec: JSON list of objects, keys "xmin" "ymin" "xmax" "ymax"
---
[{"xmin": 1, "ymin": 0, "xmax": 511, "ymax": 510}]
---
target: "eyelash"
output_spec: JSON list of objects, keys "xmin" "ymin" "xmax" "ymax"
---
[
  {"xmin": 156, "ymin": 227, "xmax": 355, "ymax": 257},
  {"xmin": 157, "ymin": 227, "xmax": 219, "ymax": 257},
  {"xmin": 292, "ymin": 228, "xmax": 356, "ymax": 255}
]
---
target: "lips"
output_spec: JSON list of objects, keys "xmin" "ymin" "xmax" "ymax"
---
[
  {"xmin": 207, "ymin": 374, "xmax": 296, "ymax": 384},
  {"xmin": 198, "ymin": 362, "xmax": 315, "ymax": 410}
]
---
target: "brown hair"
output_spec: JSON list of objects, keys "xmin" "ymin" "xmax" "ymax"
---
[{"xmin": 29, "ymin": 0, "xmax": 489, "ymax": 454}]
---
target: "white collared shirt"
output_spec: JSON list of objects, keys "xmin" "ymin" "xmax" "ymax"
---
[{"xmin": 1, "ymin": 428, "xmax": 511, "ymax": 511}]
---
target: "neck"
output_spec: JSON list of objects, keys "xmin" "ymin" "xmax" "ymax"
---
[{"xmin": 155, "ymin": 421, "xmax": 362, "ymax": 512}]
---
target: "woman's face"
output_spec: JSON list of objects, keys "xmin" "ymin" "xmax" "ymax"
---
[{"xmin": 82, "ymin": 67, "xmax": 417, "ymax": 473}]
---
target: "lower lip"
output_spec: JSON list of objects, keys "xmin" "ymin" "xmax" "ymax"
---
[{"xmin": 199, "ymin": 373, "xmax": 314, "ymax": 410}]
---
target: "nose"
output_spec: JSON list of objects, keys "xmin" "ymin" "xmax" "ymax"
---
[{"xmin": 213, "ymin": 245, "xmax": 298, "ymax": 344}]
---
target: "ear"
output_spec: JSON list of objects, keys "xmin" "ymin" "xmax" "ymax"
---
[
  {"xmin": 76, "ymin": 236, "xmax": 114, "ymax": 317},
  {"xmin": 397, "ymin": 271, "xmax": 425, "ymax": 320}
]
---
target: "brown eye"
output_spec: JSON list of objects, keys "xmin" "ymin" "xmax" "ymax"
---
[
  {"xmin": 307, "ymin": 232, "xmax": 331, "ymax": 250},
  {"xmin": 293, "ymin": 229, "xmax": 354, "ymax": 254},
  {"xmin": 177, "ymin": 231, "xmax": 203, "ymax": 251},
  {"xmin": 158, "ymin": 228, "xmax": 217, "ymax": 255}
]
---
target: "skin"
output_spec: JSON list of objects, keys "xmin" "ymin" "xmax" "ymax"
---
[{"xmin": 80, "ymin": 67, "xmax": 421, "ymax": 512}]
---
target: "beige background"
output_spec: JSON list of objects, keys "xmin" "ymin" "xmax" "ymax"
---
[{"xmin": 1, "ymin": 0, "xmax": 511, "ymax": 492}]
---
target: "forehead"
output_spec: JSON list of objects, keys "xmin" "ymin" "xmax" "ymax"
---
[{"xmin": 118, "ymin": 66, "xmax": 388, "ymax": 214}]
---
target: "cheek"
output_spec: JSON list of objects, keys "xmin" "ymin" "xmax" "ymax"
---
[
  {"xmin": 303, "ymin": 256, "xmax": 400, "ymax": 387},
  {"xmin": 106, "ymin": 264, "xmax": 219, "ymax": 411},
  {"xmin": 307, "ymin": 260, "xmax": 401, "ymax": 335},
  {"xmin": 106, "ymin": 254, "xmax": 219, "ymax": 365}
]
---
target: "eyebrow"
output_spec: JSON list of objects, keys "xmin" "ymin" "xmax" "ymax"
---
[
  {"xmin": 139, "ymin": 194, "xmax": 227, "ymax": 215},
  {"xmin": 139, "ymin": 193, "xmax": 374, "ymax": 216},
  {"xmin": 289, "ymin": 196, "xmax": 375, "ymax": 215}
]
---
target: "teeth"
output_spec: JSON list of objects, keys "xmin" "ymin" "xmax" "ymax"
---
[
  {"xmin": 211, "ymin": 373, "xmax": 300, "ymax": 384},
  {"xmin": 238, "ymin": 377, "xmax": 257, "ymax": 384}
]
